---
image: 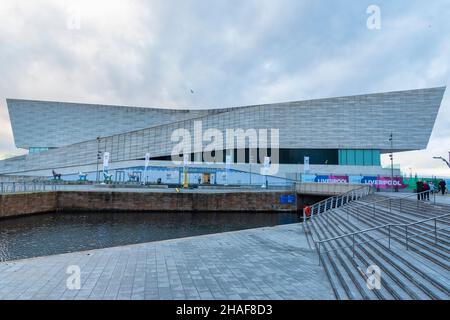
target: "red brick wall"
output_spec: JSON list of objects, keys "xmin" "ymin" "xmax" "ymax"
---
[
  {"xmin": 57, "ymin": 191, "xmax": 297, "ymax": 212},
  {"xmin": 0, "ymin": 191, "xmax": 298, "ymax": 219},
  {"xmin": 0, "ymin": 192, "xmax": 58, "ymax": 218}
]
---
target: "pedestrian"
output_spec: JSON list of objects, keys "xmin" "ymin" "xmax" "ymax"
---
[
  {"xmin": 423, "ymin": 181, "xmax": 430, "ymax": 201},
  {"xmin": 429, "ymin": 181, "xmax": 435, "ymax": 194},
  {"xmin": 439, "ymin": 179, "xmax": 446, "ymax": 195},
  {"xmin": 416, "ymin": 180, "xmax": 424, "ymax": 200}
]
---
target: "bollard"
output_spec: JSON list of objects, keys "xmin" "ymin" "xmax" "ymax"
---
[
  {"xmin": 352, "ymin": 234, "xmax": 356, "ymax": 258},
  {"xmin": 388, "ymin": 225, "xmax": 391, "ymax": 249},
  {"xmin": 435, "ymin": 219, "xmax": 438, "ymax": 244},
  {"xmin": 318, "ymin": 243, "xmax": 321, "ymax": 266}
]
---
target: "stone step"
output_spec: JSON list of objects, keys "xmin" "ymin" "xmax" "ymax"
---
[
  {"xmin": 305, "ymin": 193, "xmax": 450, "ymax": 300},
  {"xmin": 329, "ymin": 208, "xmax": 449, "ymax": 299},
  {"xmin": 349, "ymin": 206, "xmax": 450, "ymax": 266}
]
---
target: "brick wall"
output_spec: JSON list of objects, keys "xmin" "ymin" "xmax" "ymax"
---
[
  {"xmin": 57, "ymin": 191, "xmax": 297, "ymax": 212},
  {"xmin": 0, "ymin": 192, "xmax": 58, "ymax": 218},
  {"xmin": 0, "ymin": 191, "xmax": 298, "ymax": 219}
]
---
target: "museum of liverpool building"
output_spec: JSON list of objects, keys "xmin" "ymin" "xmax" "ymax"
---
[{"xmin": 0, "ymin": 86, "xmax": 446, "ymax": 188}]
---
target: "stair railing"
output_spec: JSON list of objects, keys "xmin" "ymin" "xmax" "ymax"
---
[
  {"xmin": 303, "ymin": 185, "xmax": 373, "ymax": 234},
  {"xmin": 315, "ymin": 212, "xmax": 450, "ymax": 263},
  {"xmin": 343, "ymin": 190, "xmax": 447, "ymax": 222},
  {"xmin": 0, "ymin": 181, "xmax": 63, "ymax": 194}
]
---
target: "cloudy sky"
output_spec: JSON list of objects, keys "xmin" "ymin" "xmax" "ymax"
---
[{"xmin": 0, "ymin": 0, "xmax": 449, "ymax": 176}]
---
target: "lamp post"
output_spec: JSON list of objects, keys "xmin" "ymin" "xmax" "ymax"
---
[
  {"xmin": 96, "ymin": 137, "xmax": 101, "ymax": 183},
  {"xmin": 433, "ymin": 156, "xmax": 450, "ymax": 168},
  {"xmin": 389, "ymin": 133, "xmax": 394, "ymax": 192},
  {"xmin": 249, "ymin": 152, "xmax": 254, "ymax": 187}
]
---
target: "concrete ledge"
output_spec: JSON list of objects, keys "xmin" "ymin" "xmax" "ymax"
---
[
  {"xmin": 93, "ymin": 184, "xmax": 169, "ymax": 189},
  {"xmin": 295, "ymin": 182, "xmax": 365, "ymax": 196}
]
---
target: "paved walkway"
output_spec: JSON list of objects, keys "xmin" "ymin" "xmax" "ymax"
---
[{"xmin": 0, "ymin": 224, "xmax": 334, "ymax": 300}]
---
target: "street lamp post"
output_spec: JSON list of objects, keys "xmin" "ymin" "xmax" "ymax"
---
[
  {"xmin": 249, "ymin": 152, "xmax": 254, "ymax": 187},
  {"xmin": 389, "ymin": 133, "xmax": 394, "ymax": 192},
  {"xmin": 433, "ymin": 156, "xmax": 450, "ymax": 168},
  {"xmin": 96, "ymin": 137, "xmax": 101, "ymax": 183}
]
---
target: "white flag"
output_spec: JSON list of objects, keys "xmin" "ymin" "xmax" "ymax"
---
[
  {"xmin": 183, "ymin": 154, "xmax": 190, "ymax": 166},
  {"xmin": 225, "ymin": 155, "xmax": 232, "ymax": 169},
  {"xmin": 103, "ymin": 152, "xmax": 110, "ymax": 168},
  {"xmin": 145, "ymin": 153, "xmax": 150, "ymax": 167},
  {"xmin": 304, "ymin": 156, "xmax": 310, "ymax": 173}
]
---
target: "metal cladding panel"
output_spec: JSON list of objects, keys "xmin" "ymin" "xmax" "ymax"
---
[
  {"xmin": 0, "ymin": 87, "xmax": 445, "ymax": 174},
  {"xmin": 6, "ymin": 99, "xmax": 217, "ymax": 149}
]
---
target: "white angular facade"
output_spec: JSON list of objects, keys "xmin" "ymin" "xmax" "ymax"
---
[{"xmin": 1, "ymin": 87, "xmax": 446, "ymax": 178}]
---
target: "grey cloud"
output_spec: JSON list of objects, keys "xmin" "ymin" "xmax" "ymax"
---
[{"xmin": 0, "ymin": 0, "xmax": 449, "ymax": 176}]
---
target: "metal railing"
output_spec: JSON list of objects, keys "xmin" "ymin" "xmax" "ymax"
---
[
  {"xmin": 303, "ymin": 188, "xmax": 450, "ymax": 264},
  {"xmin": 302, "ymin": 185, "xmax": 373, "ymax": 223},
  {"xmin": 0, "ymin": 182, "xmax": 63, "ymax": 194},
  {"xmin": 340, "ymin": 190, "xmax": 447, "ymax": 222},
  {"xmin": 315, "ymin": 213, "xmax": 450, "ymax": 263}
]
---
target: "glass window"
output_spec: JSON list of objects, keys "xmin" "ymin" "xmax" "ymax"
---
[
  {"xmin": 347, "ymin": 150, "xmax": 356, "ymax": 165},
  {"xmin": 372, "ymin": 150, "xmax": 381, "ymax": 166},
  {"xmin": 355, "ymin": 150, "xmax": 364, "ymax": 166},
  {"xmin": 363, "ymin": 150, "xmax": 372, "ymax": 166}
]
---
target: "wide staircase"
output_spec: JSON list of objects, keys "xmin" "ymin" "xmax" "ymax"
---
[{"xmin": 304, "ymin": 189, "xmax": 450, "ymax": 300}]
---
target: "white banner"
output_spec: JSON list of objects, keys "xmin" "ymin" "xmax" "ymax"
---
[
  {"xmin": 304, "ymin": 156, "xmax": 310, "ymax": 173},
  {"xmin": 225, "ymin": 155, "xmax": 232, "ymax": 169},
  {"xmin": 263, "ymin": 157, "xmax": 271, "ymax": 175},
  {"xmin": 103, "ymin": 152, "xmax": 110, "ymax": 168},
  {"xmin": 183, "ymin": 154, "xmax": 190, "ymax": 166}
]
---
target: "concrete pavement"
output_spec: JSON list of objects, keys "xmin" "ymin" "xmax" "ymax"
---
[{"xmin": 0, "ymin": 223, "xmax": 334, "ymax": 300}]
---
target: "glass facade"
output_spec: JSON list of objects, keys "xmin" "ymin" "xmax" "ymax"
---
[
  {"xmin": 150, "ymin": 149, "xmax": 340, "ymax": 165},
  {"xmin": 150, "ymin": 149, "xmax": 381, "ymax": 166},
  {"xmin": 338, "ymin": 149, "xmax": 380, "ymax": 166},
  {"xmin": 29, "ymin": 147, "xmax": 53, "ymax": 154}
]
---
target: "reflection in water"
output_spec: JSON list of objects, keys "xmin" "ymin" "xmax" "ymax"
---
[{"xmin": 0, "ymin": 212, "xmax": 301, "ymax": 262}]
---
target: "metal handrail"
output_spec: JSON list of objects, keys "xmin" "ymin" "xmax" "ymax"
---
[
  {"xmin": 317, "ymin": 212, "xmax": 450, "ymax": 244},
  {"xmin": 314, "ymin": 186, "xmax": 370, "ymax": 210},
  {"xmin": 341, "ymin": 189, "xmax": 437, "ymax": 210},
  {"xmin": 316, "ymin": 213, "xmax": 450, "ymax": 259},
  {"xmin": 0, "ymin": 181, "xmax": 62, "ymax": 194},
  {"xmin": 317, "ymin": 224, "xmax": 450, "ymax": 256},
  {"xmin": 302, "ymin": 185, "xmax": 372, "ymax": 240},
  {"xmin": 304, "ymin": 185, "xmax": 372, "ymax": 218}
]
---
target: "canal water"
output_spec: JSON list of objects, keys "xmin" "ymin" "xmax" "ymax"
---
[{"xmin": 0, "ymin": 212, "xmax": 301, "ymax": 262}]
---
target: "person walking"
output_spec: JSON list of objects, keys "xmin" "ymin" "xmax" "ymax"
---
[
  {"xmin": 423, "ymin": 181, "xmax": 430, "ymax": 201},
  {"xmin": 439, "ymin": 179, "xmax": 446, "ymax": 195},
  {"xmin": 416, "ymin": 180, "xmax": 424, "ymax": 200},
  {"xmin": 429, "ymin": 181, "xmax": 435, "ymax": 194}
]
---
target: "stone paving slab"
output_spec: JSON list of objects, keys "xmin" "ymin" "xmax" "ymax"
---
[{"xmin": 0, "ymin": 223, "xmax": 334, "ymax": 300}]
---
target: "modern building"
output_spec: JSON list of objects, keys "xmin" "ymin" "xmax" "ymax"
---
[{"xmin": 0, "ymin": 87, "xmax": 446, "ymax": 185}]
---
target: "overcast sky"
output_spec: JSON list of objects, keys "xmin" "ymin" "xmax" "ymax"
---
[{"xmin": 0, "ymin": 0, "xmax": 449, "ymax": 176}]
